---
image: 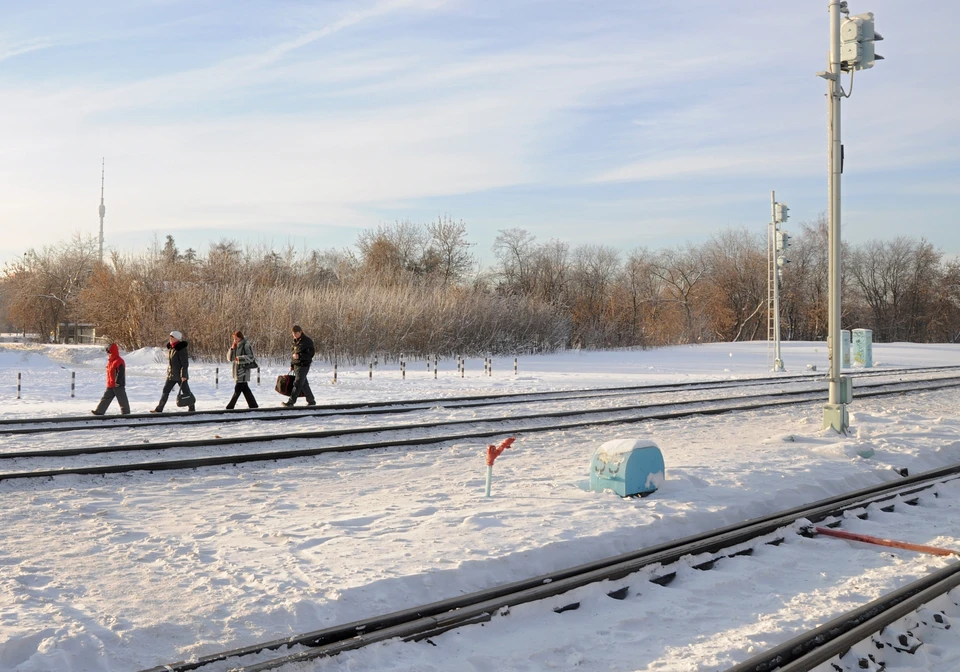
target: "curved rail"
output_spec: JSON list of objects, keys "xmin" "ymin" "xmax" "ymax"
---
[
  {"xmin": 138, "ymin": 463, "xmax": 960, "ymax": 672},
  {"xmin": 726, "ymin": 561, "xmax": 960, "ymax": 672}
]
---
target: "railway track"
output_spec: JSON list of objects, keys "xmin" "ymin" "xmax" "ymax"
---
[
  {"xmin": 726, "ymin": 561, "xmax": 960, "ymax": 671},
  {"xmin": 4, "ymin": 372, "xmax": 960, "ymax": 483},
  {"xmin": 3, "ymin": 364, "xmax": 958, "ymax": 436},
  {"xmin": 138, "ymin": 462, "xmax": 960, "ymax": 672}
]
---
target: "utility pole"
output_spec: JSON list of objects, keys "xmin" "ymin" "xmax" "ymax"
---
[
  {"xmin": 817, "ymin": 1, "xmax": 883, "ymax": 432},
  {"xmin": 769, "ymin": 191, "xmax": 790, "ymax": 372},
  {"xmin": 98, "ymin": 158, "xmax": 106, "ymax": 265}
]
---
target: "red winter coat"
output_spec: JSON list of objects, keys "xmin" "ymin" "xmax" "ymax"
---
[{"xmin": 106, "ymin": 343, "xmax": 126, "ymax": 388}]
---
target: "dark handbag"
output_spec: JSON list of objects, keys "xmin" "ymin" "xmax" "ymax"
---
[
  {"xmin": 275, "ymin": 374, "xmax": 294, "ymax": 396},
  {"xmin": 246, "ymin": 358, "xmax": 259, "ymax": 370},
  {"xmin": 176, "ymin": 384, "xmax": 197, "ymax": 407},
  {"xmin": 275, "ymin": 374, "xmax": 305, "ymax": 397}
]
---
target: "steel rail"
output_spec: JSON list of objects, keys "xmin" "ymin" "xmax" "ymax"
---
[
  {"xmin": 4, "ymin": 376, "xmax": 960, "ymax": 483},
  {"xmin": 4, "ymin": 364, "xmax": 956, "ymax": 433},
  {"xmin": 138, "ymin": 463, "xmax": 960, "ymax": 672},
  {"xmin": 1, "ymin": 380, "xmax": 835, "ymax": 460},
  {"xmin": 0, "ymin": 375, "xmax": 822, "ymax": 436},
  {"xmin": 726, "ymin": 561, "xmax": 960, "ymax": 672},
  {"xmin": 3, "ymin": 370, "xmax": 828, "ymax": 427}
]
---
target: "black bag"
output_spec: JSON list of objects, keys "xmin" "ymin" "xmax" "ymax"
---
[
  {"xmin": 275, "ymin": 374, "xmax": 294, "ymax": 396},
  {"xmin": 275, "ymin": 374, "xmax": 305, "ymax": 397},
  {"xmin": 176, "ymin": 384, "xmax": 197, "ymax": 408},
  {"xmin": 246, "ymin": 358, "xmax": 259, "ymax": 370}
]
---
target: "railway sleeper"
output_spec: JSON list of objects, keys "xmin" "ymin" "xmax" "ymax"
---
[
  {"xmin": 830, "ymin": 649, "xmax": 884, "ymax": 671},
  {"xmin": 553, "ymin": 541, "xmax": 776, "ymax": 613},
  {"xmin": 875, "ymin": 625, "xmax": 923, "ymax": 654}
]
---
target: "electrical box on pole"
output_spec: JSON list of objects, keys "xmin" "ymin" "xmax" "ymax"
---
[
  {"xmin": 841, "ymin": 12, "xmax": 883, "ymax": 71},
  {"xmin": 776, "ymin": 231, "xmax": 791, "ymax": 251},
  {"xmin": 774, "ymin": 202, "xmax": 789, "ymax": 223}
]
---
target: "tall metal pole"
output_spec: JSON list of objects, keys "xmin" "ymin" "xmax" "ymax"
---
[
  {"xmin": 823, "ymin": 0, "xmax": 848, "ymax": 432},
  {"xmin": 771, "ymin": 190, "xmax": 784, "ymax": 372},
  {"xmin": 98, "ymin": 158, "xmax": 106, "ymax": 265}
]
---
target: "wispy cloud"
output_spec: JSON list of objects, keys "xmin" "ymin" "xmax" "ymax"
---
[
  {"xmin": 1, "ymin": 0, "xmax": 960, "ymax": 261},
  {"xmin": 0, "ymin": 35, "xmax": 55, "ymax": 62}
]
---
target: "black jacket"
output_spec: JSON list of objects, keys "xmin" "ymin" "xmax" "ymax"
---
[
  {"xmin": 166, "ymin": 340, "xmax": 190, "ymax": 380},
  {"xmin": 291, "ymin": 333, "xmax": 315, "ymax": 368}
]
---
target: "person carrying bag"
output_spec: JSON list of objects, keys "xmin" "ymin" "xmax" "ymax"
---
[
  {"xmin": 226, "ymin": 330, "xmax": 259, "ymax": 409},
  {"xmin": 152, "ymin": 330, "xmax": 196, "ymax": 413},
  {"xmin": 282, "ymin": 324, "xmax": 316, "ymax": 407}
]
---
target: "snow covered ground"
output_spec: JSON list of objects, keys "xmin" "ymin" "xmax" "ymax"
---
[{"xmin": 3, "ymin": 340, "xmax": 960, "ymax": 671}]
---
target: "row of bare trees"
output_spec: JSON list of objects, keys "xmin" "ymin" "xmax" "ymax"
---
[{"xmin": 3, "ymin": 215, "xmax": 960, "ymax": 361}]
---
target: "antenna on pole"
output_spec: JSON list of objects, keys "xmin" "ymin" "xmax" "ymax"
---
[{"xmin": 98, "ymin": 158, "xmax": 106, "ymax": 265}]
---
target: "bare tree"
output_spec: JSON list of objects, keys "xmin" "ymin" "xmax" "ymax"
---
[
  {"xmin": 2, "ymin": 234, "xmax": 98, "ymax": 340},
  {"xmin": 425, "ymin": 216, "xmax": 475, "ymax": 285},
  {"xmin": 492, "ymin": 228, "xmax": 537, "ymax": 296},
  {"xmin": 651, "ymin": 244, "xmax": 708, "ymax": 344},
  {"xmin": 702, "ymin": 228, "xmax": 767, "ymax": 342}
]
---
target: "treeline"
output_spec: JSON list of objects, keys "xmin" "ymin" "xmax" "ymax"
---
[{"xmin": 2, "ymin": 215, "xmax": 960, "ymax": 361}]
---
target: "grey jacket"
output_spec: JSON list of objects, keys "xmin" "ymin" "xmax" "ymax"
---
[{"xmin": 228, "ymin": 338, "xmax": 256, "ymax": 383}]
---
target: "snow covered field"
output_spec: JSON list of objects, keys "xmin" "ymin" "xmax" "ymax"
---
[{"xmin": 3, "ymin": 340, "xmax": 960, "ymax": 671}]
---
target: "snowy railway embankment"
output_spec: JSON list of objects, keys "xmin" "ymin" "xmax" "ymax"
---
[{"xmin": 4, "ymin": 341, "xmax": 960, "ymax": 671}]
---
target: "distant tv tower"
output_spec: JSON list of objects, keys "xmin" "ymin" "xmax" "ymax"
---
[{"xmin": 98, "ymin": 158, "xmax": 106, "ymax": 265}]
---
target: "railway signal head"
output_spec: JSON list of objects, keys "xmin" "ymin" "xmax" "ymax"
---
[
  {"xmin": 775, "ymin": 202, "xmax": 789, "ymax": 223},
  {"xmin": 841, "ymin": 12, "xmax": 884, "ymax": 71},
  {"xmin": 776, "ymin": 230, "xmax": 791, "ymax": 251}
]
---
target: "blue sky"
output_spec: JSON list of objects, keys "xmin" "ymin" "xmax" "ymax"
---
[{"xmin": 1, "ymin": 0, "xmax": 958, "ymax": 265}]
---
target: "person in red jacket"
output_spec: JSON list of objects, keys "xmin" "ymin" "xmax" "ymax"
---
[{"xmin": 92, "ymin": 343, "xmax": 131, "ymax": 415}]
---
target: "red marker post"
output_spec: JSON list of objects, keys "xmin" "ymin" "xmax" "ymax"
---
[{"xmin": 485, "ymin": 437, "xmax": 516, "ymax": 497}]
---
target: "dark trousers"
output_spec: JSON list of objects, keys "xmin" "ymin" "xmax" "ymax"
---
[
  {"xmin": 94, "ymin": 387, "xmax": 130, "ymax": 415},
  {"xmin": 288, "ymin": 365, "xmax": 315, "ymax": 404},
  {"xmin": 157, "ymin": 379, "xmax": 194, "ymax": 411},
  {"xmin": 227, "ymin": 382, "xmax": 258, "ymax": 409}
]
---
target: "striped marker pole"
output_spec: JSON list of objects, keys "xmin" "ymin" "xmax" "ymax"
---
[
  {"xmin": 333, "ymin": 363, "xmax": 337, "ymax": 384},
  {"xmin": 71, "ymin": 371, "xmax": 75, "ymax": 398},
  {"xmin": 215, "ymin": 367, "xmax": 219, "ymax": 389},
  {"xmin": 514, "ymin": 357, "xmax": 518, "ymax": 375},
  {"xmin": 17, "ymin": 372, "xmax": 21, "ymax": 399},
  {"xmin": 257, "ymin": 367, "xmax": 261, "ymax": 385},
  {"xmin": 369, "ymin": 362, "xmax": 373, "ymax": 379}
]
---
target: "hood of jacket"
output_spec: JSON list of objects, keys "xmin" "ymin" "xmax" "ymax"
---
[
  {"xmin": 167, "ymin": 340, "xmax": 189, "ymax": 351},
  {"xmin": 107, "ymin": 343, "xmax": 120, "ymax": 360}
]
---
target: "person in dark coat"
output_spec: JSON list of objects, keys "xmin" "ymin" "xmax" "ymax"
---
[
  {"xmin": 283, "ymin": 324, "xmax": 316, "ymax": 407},
  {"xmin": 152, "ymin": 330, "xmax": 195, "ymax": 412},
  {"xmin": 92, "ymin": 343, "xmax": 131, "ymax": 415},
  {"xmin": 226, "ymin": 330, "xmax": 258, "ymax": 409}
]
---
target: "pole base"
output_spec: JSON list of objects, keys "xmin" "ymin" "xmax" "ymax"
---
[
  {"xmin": 822, "ymin": 403, "xmax": 849, "ymax": 433},
  {"xmin": 773, "ymin": 359, "xmax": 784, "ymax": 372}
]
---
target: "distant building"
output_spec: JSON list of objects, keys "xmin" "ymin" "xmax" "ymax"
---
[{"xmin": 56, "ymin": 322, "xmax": 100, "ymax": 344}]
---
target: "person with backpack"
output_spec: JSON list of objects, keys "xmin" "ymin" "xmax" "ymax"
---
[
  {"xmin": 283, "ymin": 324, "xmax": 316, "ymax": 407},
  {"xmin": 92, "ymin": 343, "xmax": 131, "ymax": 415},
  {"xmin": 226, "ymin": 330, "xmax": 259, "ymax": 409},
  {"xmin": 152, "ymin": 330, "xmax": 195, "ymax": 412}
]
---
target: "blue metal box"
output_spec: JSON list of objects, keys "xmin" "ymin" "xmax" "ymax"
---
[{"xmin": 589, "ymin": 439, "xmax": 665, "ymax": 497}]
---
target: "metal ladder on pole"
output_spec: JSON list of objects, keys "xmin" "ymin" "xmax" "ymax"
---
[{"xmin": 767, "ymin": 218, "xmax": 775, "ymax": 370}]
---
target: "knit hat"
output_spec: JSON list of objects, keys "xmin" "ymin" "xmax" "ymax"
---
[{"xmin": 169, "ymin": 330, "xmax": 183, "ymax": 341}]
